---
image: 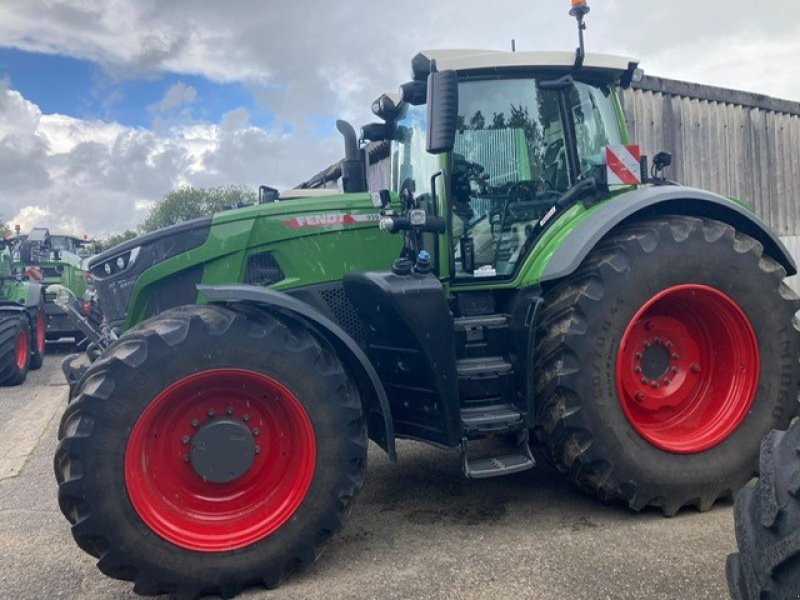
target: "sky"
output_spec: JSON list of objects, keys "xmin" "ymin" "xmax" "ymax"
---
[{"xmin": 0, "ymin": 0, "xmax": 798, "ymax": 238}]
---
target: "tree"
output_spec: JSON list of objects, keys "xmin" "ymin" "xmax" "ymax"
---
[
  {"xmin": 100, "ymin": 229, "xmax": 138, "ymax": 252},
  {"xmin": 100, "ymin": 185, "xmax": 256, "ymax": 252},
  {"xmin": 140, "ymin": 185, "xmax": 256, "ymax": 233}
]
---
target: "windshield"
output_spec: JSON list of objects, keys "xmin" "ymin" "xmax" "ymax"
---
[
  {"xmin": 390, "ymin": 104, "xmax": 440, "ymax": 198},
  {"xmin": 452, "ymin": 77, "xmax": 569, "ymax": 279},
  {"xmin": 451, "ymin": 78, "xmax": 623, "ymax": 280}
]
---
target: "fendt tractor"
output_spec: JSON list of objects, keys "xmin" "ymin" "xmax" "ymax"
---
[
  {"xmin": 54, "ymin": 3, "xmax": 800, "ymax": 598},
  {"xmin": 0, "ymin": 234, "xmax": 45, "ymax": 385},
  {"xmin": 15, "ymin": 227, "xmax": 92, "ymax": 341}
]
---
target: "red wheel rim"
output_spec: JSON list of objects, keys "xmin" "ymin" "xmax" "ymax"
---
[
  {"xmin": 125, "ymin": 369, "xmax": 316, "ymax": 552},
  {"xmin": 616, "ymin": 284, "xmax": 759, "ymax": 453},
  {"xmin": 15, "ymin": 328, "xmax": 28, "ymax": 370},
  {"xmin": 36, "ymin": 308, "xmax": 45, "ymax": 354}
]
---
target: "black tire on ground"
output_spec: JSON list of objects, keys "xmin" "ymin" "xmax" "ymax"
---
[
  {"xmin": 727, "ymin": 422, "xmax": 800, "ymax": 599},
  {"xmin": 0, "ymin": 314, "xmax": 31, "ymax": 386},
  {"xmin": 29, "ymin": 303, "xmax": 46, "ymax": 371},
  {"xmin": 55, "ymin": 304, "xmax": 367, "ymax": 599},
  {"xmin": 533, "ymin": 216, "xmax": 800, "ymax": 515}
]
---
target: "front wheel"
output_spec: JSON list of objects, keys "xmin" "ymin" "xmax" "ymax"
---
[
  {"xmin": 534, "ymin": 216, "xmax": 800, "ymax": 515},
  {"xmin": 0, "ymin": 314, "xmax": 31, "ymax": 386},
  {"xmin": 55, "ymin": 304, "xmax": 367, "ymax": 599}
]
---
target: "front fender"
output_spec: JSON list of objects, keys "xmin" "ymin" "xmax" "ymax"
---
[
  {"xmin": 198, "ymin": 284, "xmax": 397, "ymax": 461},
  {"xmin": 540, "ymin": 186, "xmax": 796, "ymax": 283}
]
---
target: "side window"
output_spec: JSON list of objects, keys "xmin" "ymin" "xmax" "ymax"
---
[
  {"xmin": 567, "ymin": 83, "xmax": 622, "ymax": 177},
  {"xmin": 452, "ymin": 79, "xmax": 568, "ymax": 279}
]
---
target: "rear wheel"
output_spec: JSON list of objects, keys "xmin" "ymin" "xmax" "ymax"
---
[
  {"xmin": 29, "ymin": 304, "xmax": 46, "ymax": 370},
  {"xmin": 55, "ymin": 304, "xmax": 367, "ymax": 599},
  {"xmin": 726, "ymin": 422, "xmax": 800, "ymax": 599},
  {"xmin": 0, "ymin": 314, "xmax": 31, "ymax": 386},
  {"xmin": 534, "ymin": 216, "xmax": 800, "ymax": 515}
]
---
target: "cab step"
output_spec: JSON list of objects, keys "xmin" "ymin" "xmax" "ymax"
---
[
  {"xmin": 460, "ymin": 431, "xmax": 535, "ymax": 479},
  {"xmin": 460, "ymin": 403, "xmax": 522, "ymax": 434}
]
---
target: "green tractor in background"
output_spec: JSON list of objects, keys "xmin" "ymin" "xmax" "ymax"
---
[
  {"xmin": 0, "ymin": 234, "xmax": 45, "ymax": 385},
  {"xmin": 14, "ymin": 227, "xmax": 94, "ymax": 342},
  {"xmin": 54, "ymin": 3, "xmax": 800, "ymax": 598}
]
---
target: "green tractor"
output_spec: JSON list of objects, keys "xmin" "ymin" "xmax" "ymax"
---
[
  {"xmin": 55, "ymin": 4, "xmax": 800, "ymax": 598},
  {"xmin": 15, "ymin": 227, "xmax": 93, "ymax": 342},
  {"xmin": 0, "ymin": 234, "xmax": 45, "ymax": 385}
]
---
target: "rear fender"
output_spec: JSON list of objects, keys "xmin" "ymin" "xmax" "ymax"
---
[
  {"xmin": 198, "ymin": 284, "xmax": 397, "ymax": 460},
  {"xmin": 540, "ymin": 186, "xmax": 796, "ymax": 283}
]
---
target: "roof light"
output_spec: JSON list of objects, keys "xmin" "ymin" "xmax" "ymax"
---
[{"xmin": 570, "ymin": 0, "xmax": 590, "ymax": 17}]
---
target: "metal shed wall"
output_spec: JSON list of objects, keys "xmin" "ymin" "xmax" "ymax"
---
[{"xmin": 619, "ymin": 76, "xmax": 800, "ymax": 290}]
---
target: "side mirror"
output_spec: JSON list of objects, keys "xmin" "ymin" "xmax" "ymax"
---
[
  {"xmin": 361, "ymin": 122, "xmax": 391, "ymax": 142},
  {"xmin": 426, "ymin": 69, "xmax": 458, "ymax": 154}
]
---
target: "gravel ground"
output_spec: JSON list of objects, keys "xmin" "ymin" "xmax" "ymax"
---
[{"xmin": 0, "ymin": 349, "xmax": 735, "ymax": 599}]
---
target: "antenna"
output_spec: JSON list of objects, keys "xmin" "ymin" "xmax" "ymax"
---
[
  {"xmin": 511, "ymin": 39, "xmax": 516, "ymax": 53},
  {"xmin": 569, "ymin": 0, "xmax": 590, "ymax": 69}
]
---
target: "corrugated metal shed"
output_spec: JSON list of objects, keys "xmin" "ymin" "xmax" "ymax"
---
[
  {"xmin": 620, "ymin": 76, "xmax": 800, "ymax": 236},
  {"xmin": 620, "ymin": 76, "xmax": 800, "ymax": 290}
]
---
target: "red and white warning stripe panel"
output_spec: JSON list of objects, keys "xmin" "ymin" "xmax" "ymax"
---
[{"xmin": 605, "ymin": 145, "xmax": 642, "ymax": 186}]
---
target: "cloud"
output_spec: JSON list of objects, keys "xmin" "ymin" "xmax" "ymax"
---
[
  {"xmin": 0, "ymin": 82, "xmax": 341, "ymax": 237},
  {"xmin": 0, "ymin": 0, "xmax": 797, "ymax": 238}
]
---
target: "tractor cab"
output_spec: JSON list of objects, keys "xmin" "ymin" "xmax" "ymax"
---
[{"xmin": 375, "ymin": 49, "xmax": 640, "ymax": 282}]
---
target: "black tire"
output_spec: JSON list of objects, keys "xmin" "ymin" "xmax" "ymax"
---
[
  {"xmin": 0, "ymin": 314, "xmax": 31, "ymax": 386},
  {"xmin": 55, "ymin": 304, "xmax": 367, "ymax": 599},
  {"xmin": 534, "ymin": 216, "xmax": 800, "ymax": 515},
  {"xmin": 29, "ymin": 303, "xmax": 46, "ymax": 371},
  {"xmin": 727, "ymin": 422, "xmax": 800, "ymax": 599}
]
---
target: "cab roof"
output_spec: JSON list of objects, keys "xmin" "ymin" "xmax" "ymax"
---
[{"xmin": 416, "ymin": 49, "xmax": 639, "ymax": 82}]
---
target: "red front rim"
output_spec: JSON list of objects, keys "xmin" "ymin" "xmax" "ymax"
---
[
  {"xmin": 125, "ymin": 369, "xmax": 316, "ymax": 552},
  {"xmin": 616, "ymin": 284, "xmax": 760, "ymax": 453},
  {"xmin": 36, "ymin": 308, "xmax": 45, "ymax": 354},
  {"xmin": 15, "ymin": 328, "xmax": 28, "ymax": 370}
]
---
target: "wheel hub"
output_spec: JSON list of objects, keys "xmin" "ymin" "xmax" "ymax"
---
[
  {"xmin": 189, "ymin": 418, "xmax": 257, "ymax": 483},
  {"xmin": 616, "ymin": 284, "xmax": 759, "ymax": 453}
]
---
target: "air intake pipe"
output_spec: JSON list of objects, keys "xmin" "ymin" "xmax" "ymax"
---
[{"xmin": 336, "ymin": 119, "xmax": 367, "ymax": 193}]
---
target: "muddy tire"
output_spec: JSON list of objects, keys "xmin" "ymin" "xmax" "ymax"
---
[
  {"xmin": 29, "ymin": 304, "xmax": 46, "ymax": 370},
  {"xmin": 55, "ymin": 304, "xmax": 367, "ymax": 599},
  {"xmin": 0, "ymin": 313, "xmax": 31, "ymax": 386},
  {"xmin": 534, "ymin": 216, "xmax": 800, "ymax": 515},
  {"xmin": 726, "ymin": 423, "xmax": 800, "ymax": 599}
]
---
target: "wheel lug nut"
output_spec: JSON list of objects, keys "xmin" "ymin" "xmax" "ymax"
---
[
  {"xmin": 243, "ymin": 414, "xmax": 250, "ymax": 422},
  {"xmin": 651, "ymin": 381, "xmax": 659, "ymax": 389},
  {"xmin": 672, "ymin": 353, "xmax": 679, "ymax": 360},
  {"xmin": 226, "ymin": 407, "xmax": 234, "ymax": 415},
  {"xmin": 643, "ymin": 340, "xmax": 651, "ymax": 348},
  {"xmin": 634, "ymin": 352, "xmax": 642, "ymax": 360},
  {"xmin": 254, "ymin": 446, "xmax": 261, "ymax": 454},
  {"xmin": 663, "ymin": 378, "xmax": 671, "ymax": 385},
  {"xmin": 634, "ymin": 392, "xmax": 643, "ymax": 403},
  {"xmin": 635, "ymin": 366, "xmax": 642, "ymax": 373},
  {"xmin": 654, "ymin": 337, "xmax": 661, "ymax": 344},
  {"xmin": 666, "ymin": 341, "xmax": 673, "ymax": 349},
  {"xmin": 252, "ymin": 428, "xmax": 260, "ymax": 436},
  {"xmin": 671, "ymin": 367, "xmax": 678, "ymax": 374},
  {"xmin": 641, "ymin": 377, "xmax": 648, "ymax": 385},
  {"xmin": 182, "ymin": 435, "xmax": 190, "ymax": 445},
  {"xmin": 207, "ymin": 409, "xmax": 215, "ymax": 417},
  {"xmin": 191, "ymin": 419, "xmax": 199, "ymax": 428},
  {"xmin": 691, "ymin": 364, "xmax": 701, "ymax": 373}
]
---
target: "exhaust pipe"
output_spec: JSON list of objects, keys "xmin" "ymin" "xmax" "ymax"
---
[{"xmin": 336, "ymin": 120, "xmax": 367, "ymax": 193}]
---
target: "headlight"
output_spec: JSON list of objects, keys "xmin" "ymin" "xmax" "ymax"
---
[{"xmin": 92, "ymin": 246, "xmax": 140, "ymax": 280}]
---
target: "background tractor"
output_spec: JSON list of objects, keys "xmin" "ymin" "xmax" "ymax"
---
[
  {"xmin": 14, "ymin": 227, "xmax": 94, "ymax": 342},
  {"xmin": 0, "ymin": 234, "xmax": 45, "ymax": 385},
  {"xmin": 55, "ymin": 4, "xmax": 800, "ymax": 598}
]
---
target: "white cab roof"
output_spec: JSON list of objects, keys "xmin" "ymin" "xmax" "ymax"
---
[{"xmin": 418, "ymin": 49, "xmax": 638, "ymax": 74}]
